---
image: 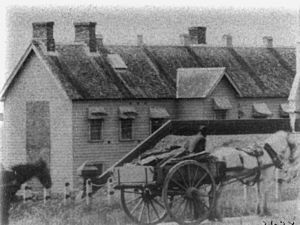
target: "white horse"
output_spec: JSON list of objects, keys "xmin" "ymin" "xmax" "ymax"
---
[{"xmin": 210, "ymin": 131, "xmax": 300, "ymax": 220}]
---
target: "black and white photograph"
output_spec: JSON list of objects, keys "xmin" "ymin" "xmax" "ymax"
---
[{"xmin": 0, "ymin": 1, "xmax": 300, "ymax": 224}]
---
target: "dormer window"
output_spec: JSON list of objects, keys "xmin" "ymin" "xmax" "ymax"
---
[{"xmin": 107, "ymin": 54, "xmax": 127, "ymax": 70}]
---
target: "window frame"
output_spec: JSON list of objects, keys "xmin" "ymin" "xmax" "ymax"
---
[
  {"xmin": 214, "ymin": 110, "xmax": 227, "ymax": 120},
  {"xmin": 119, "ymin": 118, "xmax": 134, "ymax": 141},
  {"xmin": 89, "ymin": 119, "xmax": 103, "ymax": 142}
]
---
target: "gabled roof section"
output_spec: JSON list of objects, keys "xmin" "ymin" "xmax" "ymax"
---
[
  {"xmin": 234, "ymin": 47, "xmax": 295, "ymax": 97},
  {"xmin": 145, "ymin": 46, "xmax": 199, "ymax": 83},
  {"xmin": 1, "ymin": 39, "xmax": 296, "ymax": 100},
  {"xmin": 176, "ymin": 67, "xmax": 241, "ymax": 98},
  {"xmin": 1, "ymin": 43, "xmax": 34, "ymax": 100},
  {"xmin": 190, "ymin": 46, "xmax": 264, "ymax": 97},
  {"xmin": 106, "ymin": 45, "xmax": 175, "ymax": 98}
]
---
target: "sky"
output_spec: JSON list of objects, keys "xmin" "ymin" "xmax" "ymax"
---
[{"xmin": 1, "ymin": 1, "xmax": 300, "ymax": 97}]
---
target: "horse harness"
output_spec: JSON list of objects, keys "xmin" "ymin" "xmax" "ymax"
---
[{"xmin": 236, "ymin": 143, "xmax": 283, "ymax": 186}]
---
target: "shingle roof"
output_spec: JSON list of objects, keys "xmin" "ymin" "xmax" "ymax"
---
[{"xmin": 1, "ymin": 41, "xmax": 296, "ymax": 100}]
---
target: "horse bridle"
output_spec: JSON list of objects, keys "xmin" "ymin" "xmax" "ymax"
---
[{"xmin": 263, "ymin": 143, "xmax": 283, "ymax": 169}]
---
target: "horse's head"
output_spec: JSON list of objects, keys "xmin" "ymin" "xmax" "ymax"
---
[
  {"xmin": 266, "ymin": 131, "xmax": 300, "ymax": 182},
  {"xmin": 35, "ymin": 158, "xmax": 52, "ymax": 189},
  {"xmin": 264, "ymin": 131, "xmax": 292, "ymax": 163}
]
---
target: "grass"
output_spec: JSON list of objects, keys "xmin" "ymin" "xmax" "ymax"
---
[
  {"xmin": 9, "ymin": 178, "xmax": 299, "ymax": 225},
  {"xmin": 9, "ymin": 134, "xmax": 300, "ymax": 225},
  {"xmin": 10, "ymin": 189, "xmax": 128, "ymax": 225}
]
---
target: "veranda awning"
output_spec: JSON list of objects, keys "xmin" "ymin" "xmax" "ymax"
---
[
  {"xmin": 119, "ymin": 106, "xmax": 138, "ymax": 119},
  {"xmin": 252, "ymin": 103, "xmax": 273, "ymax": 118},
  {"xmin": 149, "ymin": 107, "xmax": 170, "ymax": 118},
  {"xmin": 213, "ymin": 97, "xmax": 232, "ymax": 110},
  {"xmin": 88, "ymin": 107, "xmax": 108, "ymax": 119},
  {"xmin": 279, "ymin": 103, "xmax": 292, "ymax": 118}
]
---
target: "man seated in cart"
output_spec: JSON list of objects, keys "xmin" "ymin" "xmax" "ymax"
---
[{"xmin": 185, "ymin": 125, "xmax": 208, "ymax": 154}]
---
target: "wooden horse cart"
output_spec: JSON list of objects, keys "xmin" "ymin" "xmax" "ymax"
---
[
  {"xmin": 113, "ymin": 152, "xmax": 224, "ymax": 225},
  {"xmin": 96, "ymin": 119, "xmax": 298, "ymax": 225}
]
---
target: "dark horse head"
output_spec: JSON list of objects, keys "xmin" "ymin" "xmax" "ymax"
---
[
  {"xmin": 11, "ymin": 158, "xmax": 52, "ymax": 190},
  {"xmin": 1, "ymin": 158, "xmax": 52, "ymax": 225}
]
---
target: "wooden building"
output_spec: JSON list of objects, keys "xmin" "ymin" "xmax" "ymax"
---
[{"xmin": 0, "ymin": 22, "xmax": 296, "ymax": 191}]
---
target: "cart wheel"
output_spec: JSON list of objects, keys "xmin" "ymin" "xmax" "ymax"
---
[
  {"xmin": 162, "ymin": 160, "xmax": 216, "ymax": 225},
  {"xmin": 121, "ymin": 186, "xmax": 168, "ymax": 225}
]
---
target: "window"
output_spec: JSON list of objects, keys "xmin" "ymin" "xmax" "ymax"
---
[
  {"xmin": 149, "ymin": 107, "xmax": 170, "ymax": 133},
  {"xmin": 215, "ymin": 110, "xmax": 227, "ymax": 120},
  {"xmin": 90, "ymin": 119, "xmax": 102, "ymax": 141},
  {"xmin": 120, "ymin": 119, "xmax": 133, "ymax": 140},
  {"xmin": 212, "ymin": 97, "xmax": 231, "ymax": 120},
  {"xmin": 107, "ymin": 54, "xmax": 127, "ymax": 70},
  {"xmin": 151, "ymin": 118, "xmax": 165, "ymax": 133}
]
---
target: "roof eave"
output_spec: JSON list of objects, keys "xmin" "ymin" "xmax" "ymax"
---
[
  {"xmin": 0, "ymin": 42, "xmax": 34, "ymax": 100},
  {"xmin": 204, "ymin": 67, "xmax": 227, "ymax": 97},
  {"xmin": 223, "ymin": 71, "xmax": 243, "ymax": 97}
]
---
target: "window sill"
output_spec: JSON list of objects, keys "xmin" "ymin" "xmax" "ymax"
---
[
  {"xmin": 119, "ymin": 139, "xmax": 135, "ymax": 142},
  {"xmin": 88, "ymin": 140, "xmax": 104, "ymax": 143}
]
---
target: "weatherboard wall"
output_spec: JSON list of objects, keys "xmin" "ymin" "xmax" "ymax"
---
[
  {"xmin": 2, "ymin": 52, "xmax": 73, "ymax": 192},
  {"xmin": 72, "ymin": 99, "xmax": 176, "ymax": 187}
]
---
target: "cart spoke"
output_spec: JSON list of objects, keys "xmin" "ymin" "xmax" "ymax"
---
[
  {"xmin": 186, "ymin": 199, "xmax": 192, "ymax": 220},
  {"xmin": 167, "ymin": 190, "xmax": 186, "ymax": 195},
  {"xmin": 177, "ymin": 168, "xmax": 189, "ymax": 188},
  {"xmin": 138, "ymin": 202, "xmax": 146, "ymax": 222},
  {"xmin": 150, "ymin": 199, "xmax": 161, "ymax": 220},
  {"xmin": 123, "ymin": 190, "xmax": 142, "ymax": 194},
  {"xmin": 152, "ymin": 198, "xmax": 165, "ymax": 209},
  {"xmin": 192, "ymin": 166, "xmax": 199, "ymax": 186},
  {"xmin": 182, "ymin": 199, "xmax": 189, "ymax": 218},
  {"xmin": 130, "ymin": 198, "xmax": 143, "ymax": 215},
  {"xmin": 126, "ymin": 196, "xmax": 142, "ymax": 205},
  {"xmin": 146, "ymin": 203, "xmax": 151, "ymax": 223},
  {"xmin": 187, "ymin": 165, "xmax": 192, "ymax": 187},
  {"xmin": 194, "ymin": 173, "xmax": 207, "ymax": 188},
  {"xmin": 171, "ymin": 177, "xmax": 187, "ymax": 191}
]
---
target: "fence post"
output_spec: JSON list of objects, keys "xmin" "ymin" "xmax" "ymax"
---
[
  {"xmin": 275, "ymin": 169, "xmax": 281, "ymax": 201},
  {"xmin": 86, "ymin": 179, "xmax": 92, "ymax": 205},
  {"xmin": 43, "ymin": 188, "xmax": 50, "ymax": 204},
  {"xmin": 23, "ymin": 185, "xmax": 32, "ymax": 203},
  {"xmin": 64, "ymin": 182, "xmax": 71, "ymax": 204},
  {"xmin": 107, "ymin": 177, "xmax": 114, "ymax": 205},
  {"xmin": 243, "ymin": 184, "xmax": 247, "ymax": 201},
  {"xmin": 23, "ymin": 185, "xmax": 26, "ymax": 203}
]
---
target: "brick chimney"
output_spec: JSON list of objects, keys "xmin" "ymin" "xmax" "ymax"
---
[
  {"xmin": 137, "ymin": 35, "xmax": 144, "ymax": 46},
  {"xmin": 222, "ymin": 34, "xmax": 233, "ymax": 47},
  {"xmin": 32, "ymin": 22, "xmax": 55, "ymax": 52},
  {"xmin": 263, "ymin": 36, "xmax": 273, "ymax": 48},
  {"xmin": 74, "ymin": 22, "xmax": 97, "ymax": 52},
  {"xmin": 188, "ymin": 26, "xmax": 206, "ymax": 44}
]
